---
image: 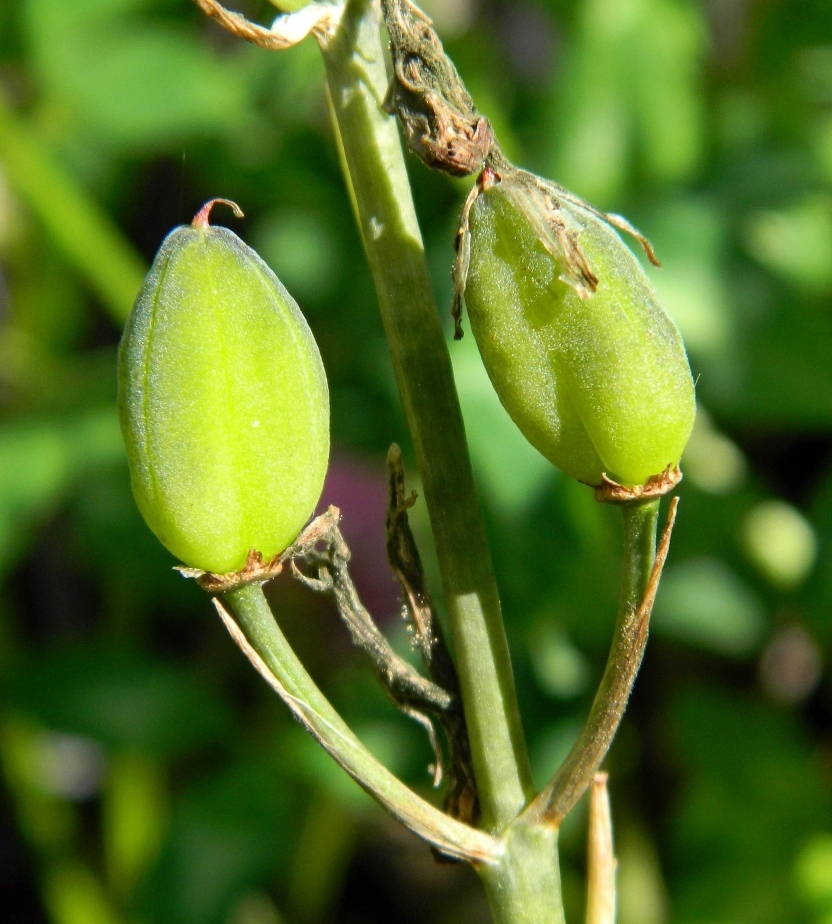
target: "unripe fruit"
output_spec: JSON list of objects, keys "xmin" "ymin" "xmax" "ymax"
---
[
  {"xmin": 462, "ymin": 172, "xmax": 695, "ymax": 487},
  {"xmin": 118, "ymin": 200, "xmax": 329, "ymax": 574}
]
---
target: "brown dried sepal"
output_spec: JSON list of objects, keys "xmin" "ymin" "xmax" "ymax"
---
[
  {"xmin": 382, "ymin": 0, "xmax": 495, "ymax": 177},
  {"xmin": 593, "ymin": 465, "xmax": 682, "ymax": 504},
  {"xmin": 177, "ymin": 506, "xmax": 344, "ymax": 593},
  {"xmin": 192, "ymin": 0, "xmax": 342, "ymax": 51},
  {"xmin": 451, "ymin": 164, "xmax": 613, "ymax": 339},
  {"xmin": 177, "ymin": 549, "xmax": 284, "ymax": 593}
]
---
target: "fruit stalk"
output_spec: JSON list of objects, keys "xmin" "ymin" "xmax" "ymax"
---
[
  {"xmin": 524, "ymin": 498, "xmax": 676, "ymax": 827},
  {"xmin": 217, "ymin": 582, "xmax": 499, "ymax": 862}
]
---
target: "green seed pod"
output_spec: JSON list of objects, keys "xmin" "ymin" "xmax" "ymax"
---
[
  {"xmin": 460, "ymin": 169, "xmax": 695, "ymax": 487},
  {"xmin": 118, "ymin": 200, "xmax": 329, "ymax": 574}
]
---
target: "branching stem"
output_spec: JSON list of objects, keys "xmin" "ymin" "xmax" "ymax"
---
[
  {"xmin": 523, "ymin": 497, "xmax": 677, "ymax": 827},
  {"xmin": 219, "ymin": 583, "xmax": 500, "ymax": 863}
]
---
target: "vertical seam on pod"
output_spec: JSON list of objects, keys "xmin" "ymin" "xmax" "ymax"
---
[
  {"xmin": 138, "ymin": 247, "xmax": 173, "ymax": 519},
  {"xmin": 210, "ymin": 237, "xmax": 247, "ymax": 563},
  {"xmin": 248, "ymin": 253, "xmax": 323, "ymax": 519}
]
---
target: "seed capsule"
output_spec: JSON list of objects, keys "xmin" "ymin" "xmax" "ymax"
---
[
  {"xmin": 118, "ymin": 200, "xmax": 329, "ymax": 574},
  {"xmin": 460, "ymin": 170, "xmax": 695, "ymax": 487}
]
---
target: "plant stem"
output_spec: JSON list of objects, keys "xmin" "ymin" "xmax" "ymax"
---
[
  {"xmin": 220, "ymin": 582, "xmax": 499, "ymax": 863},
  {"xmin": 319, "ymin": 0, "xmax": 533, "ymax": 830},
  {"xmin": 524, "ymin": 498, "xmax": 665, "ymax": 826},
  {"xmin": 478, "ymin": 822, "xmax": 567, "ymax": 924},
  {"xmin": 472, "ymin": 498, "xmax": 670, "ymax": 924}
]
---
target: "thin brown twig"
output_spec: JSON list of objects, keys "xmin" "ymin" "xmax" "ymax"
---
[
  {"xmin": 386, "ymin": 444, "xmax": 479, "ymax": 826},
  {"xmin": 213, "ymin": 592, "xmax": 501, "ymax": 863},
  {"xmin": 285, "ymin": 509, "xmax": 454, "ymax": 784}
]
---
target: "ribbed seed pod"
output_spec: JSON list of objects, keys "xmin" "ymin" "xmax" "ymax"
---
[
  {"xmin": 462, "ymin": 172, "xmax": 695, "ymax": 487},
  {"xmin": 118, "ymin": 200, "xmax": 329, "ymax": 574}
]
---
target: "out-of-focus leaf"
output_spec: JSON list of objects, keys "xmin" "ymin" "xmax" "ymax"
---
[
  {"xmin": 798, "ymin": 45, "xmax": 832, "ymax": 105},
  {"xmin": 7, "ymin": 648, "xmax": 231, "ymax": 757},
  {"xmin": 630, "ymin": 0, "xmax": 705, "ymax": 181},
  {"xmin": 819, "ymin": 115, "xmax": 832, "ymax": 180},
  {"xmin": 654, "ymin": 557, "xmax": 766, "ymax": 655},
  {"xmin": 667, "ymin": 686, "xmax": 831, "ymax": 924},
  {"xmin": 616, "ymin": 824, "xmax": 669, "ymax": 924},
  {"xmin": 228, "ymin": 892, "xmax": 286, "ymax": 924},
  {"xmin": 0, "ymin": 715, "xmax": 77, "ymax": 850},
  {"xmin": 741, "ymin": 500, "xmax": 817, "ymax": 590},
  {"xmin": 727, "ymin": 306, "xmax": 832, "ymax": 426},
  {"xmin": 24, "ymin": 0, "xmax": 252, "ymax": 151},
  {"xmin": 0, "ymin": 408, "xmax": 123, "ymax": 572},
  {"xmin": 58, "ymin": 28, "xmax": 251, "ymax": 149},
  {"xmin": 285, "ymin": 793, "xmax": 356, "ymax": 924},
  {"xmin": 21, "ymin": 730, "xmax": 106, "ymax": 801},
  {"xmin": 143, "ymin": 762, "xmax": 294, "ymax": 924},
  {"xmin": 103, "ymin": 752, "xmax": 167, "ymax": 901},
  {"xmin": 806, "ymin": 465, "xmax": 832, "ymax": 647},
  {"xmin": 266, "ymin": 0, "xmax": 314, "ymax": 12},
  {"xmin": 795, "ymin": 834, "xmax": 832, "ymax": 916},
  {"xmin": 646, "ymin": 198, "xmax": 732, "ymax": 361},
  {"xmin": 745, "ymin": 195, "xmax": 832, "ymax": 293},
  {"xmin": 531, "ymin": 718, "xmax": 582, "ymax": 792},
  {"xmin": 253, "ymin": 209, "xmax": 339, "ymax": 301},
  {"xmin": 45, "ymin": 861, "xmax": 124, "ymax": 924},
  {"xmin": 548, "ymin": 0, "xmax": 705, "ymax": 202},
  {"xmin": 682, "ymin": 409, "xmax": 747, "ymax": 495},
  {"xmin": 419, "ymin": 0, "xmax": 477, "ymax": 36},
  {"xmin": 0, "ymin": 96, "xmax": 146, "ymax": 322},
  {"xmin": 69, "ymin": 466, "xmax": 199, "ymax": 615},
  {"xmin": 25, "ymin": 0, "xmax": 147, "ymax": 34},
  {"xmin": 527, "ymin": 621, "xmax": 589, "ymax": 700}
]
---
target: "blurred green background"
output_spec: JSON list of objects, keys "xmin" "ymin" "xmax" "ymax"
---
[{"xmin": 1, "ymin": 0, "xmax": 832, "ymax": 921}]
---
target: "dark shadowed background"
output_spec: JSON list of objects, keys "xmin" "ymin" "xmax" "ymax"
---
[{"xmin": 1, "ymin": 0, "xmax": 832, "ymax": 921}]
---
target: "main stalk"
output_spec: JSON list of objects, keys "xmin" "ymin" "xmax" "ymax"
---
[{"xmin": 319, "ymin": 0, "xmax": 533, "ymax": 832}]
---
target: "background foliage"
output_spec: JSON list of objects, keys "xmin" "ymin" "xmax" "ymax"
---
[{"xmin": 1, "ymin": 0, "xmax": 832, "ymax": 921}]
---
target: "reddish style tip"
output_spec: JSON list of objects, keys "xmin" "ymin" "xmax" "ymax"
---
[{"xmin": 192, "ymin": 198, "xmax": 245, "ymax": 229}]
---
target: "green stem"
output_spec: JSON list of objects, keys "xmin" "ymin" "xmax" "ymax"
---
[
  {"xmin": 619, "ymin": 500, "xmax": 661, "ymax": 611},
  {"xmin": 478, "ymin": 822, "xmax": 567, "ymax": 924},
  {"xmin": 474, "ymin": 499, "xmax": 668, "ymax": 923},
  {"xmin": 524, "ymin": 499, "xmax": 662, "ymax": 827},
  {"xmin": 220, "ymin": 583, "xmax": 499, "ymax": 863},
  {"xmin": 319, "ymin": 0, "xmax": 533, "ymax": 830}
]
